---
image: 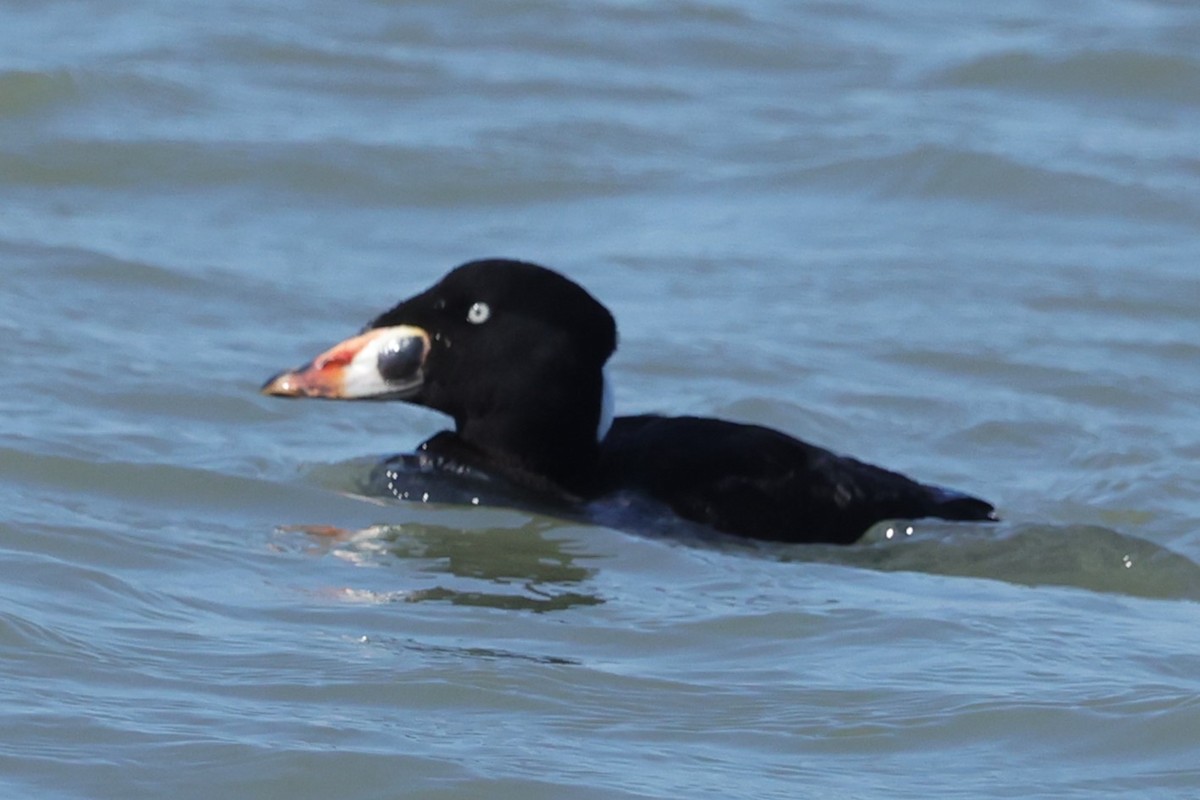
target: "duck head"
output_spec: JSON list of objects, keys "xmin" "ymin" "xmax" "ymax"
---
[{"xmin": 263, "ymin": 259, "xmax": 618, "ymax": 490}]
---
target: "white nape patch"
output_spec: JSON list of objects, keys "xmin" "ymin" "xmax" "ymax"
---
[{"xmin": 596, "ymin": 367, "xmax": 615, "ymax": 443}]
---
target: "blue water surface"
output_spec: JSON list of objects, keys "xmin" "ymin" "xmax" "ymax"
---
[{"xmin": 2, "ymin": 1, "xmax": 1199, "ymax": 798}]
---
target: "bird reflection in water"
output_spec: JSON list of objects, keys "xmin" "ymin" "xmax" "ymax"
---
[{"xmin": 275, "ymin": 516, "xmax": 604, "ymax": 612}]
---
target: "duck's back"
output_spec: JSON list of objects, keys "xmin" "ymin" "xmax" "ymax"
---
[{"xmin": 595, "ymin": 415, "xmax": 995, "ymax": 545}]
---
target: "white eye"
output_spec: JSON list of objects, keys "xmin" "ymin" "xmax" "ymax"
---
[{"xmin": 466, "ymin": 301, "xmax": 491, "ymax": 325}]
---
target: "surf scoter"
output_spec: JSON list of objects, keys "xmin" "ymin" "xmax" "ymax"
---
[{"xmin": 262, "ymin": 258, "xmax": 995, "ymax": 544}]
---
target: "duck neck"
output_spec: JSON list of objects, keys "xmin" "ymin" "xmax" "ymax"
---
[{"xmin": 453, "ymin": 367, "xmax": 611, "ymax": 497}]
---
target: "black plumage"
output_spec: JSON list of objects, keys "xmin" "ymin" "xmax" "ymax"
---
[{"xmin": 263, "ymin": 258, "xmax": 996, "ymax": 544}]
